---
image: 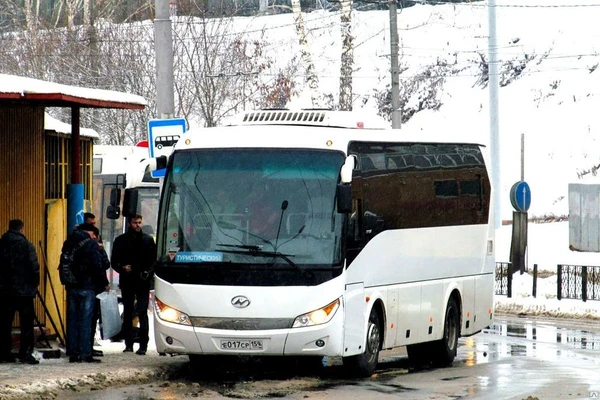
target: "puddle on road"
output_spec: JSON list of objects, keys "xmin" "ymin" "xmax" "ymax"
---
[
  {"xmin": 492, "ymin": 320, "xmax": 600, "ymax": 350},
  {"xmin": 459, "ymin": 318, "xmax": 600, "ymax": 368}
]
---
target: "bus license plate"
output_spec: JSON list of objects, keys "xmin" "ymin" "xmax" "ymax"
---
[{"xmin": 220, "ymin": 339, "xmax": 263, "ymax": 350}]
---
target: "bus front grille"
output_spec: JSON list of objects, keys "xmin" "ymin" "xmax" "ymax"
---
[{"xmin": 190, "ymin": 317, "xmax": 294, "ymax": 330}]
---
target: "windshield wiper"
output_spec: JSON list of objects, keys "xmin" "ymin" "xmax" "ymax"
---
[
  {"xmin": 217, "ymin": 243, "xmax": 263, "ymax": 251},
  {"xmin": 216, "ymin": 243, "xmax": 298, "ymax": 269}
]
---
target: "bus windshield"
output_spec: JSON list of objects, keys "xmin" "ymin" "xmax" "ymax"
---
[{"xmin": 158, "ymin": 148, "xmax": 345, "ymax": 267}]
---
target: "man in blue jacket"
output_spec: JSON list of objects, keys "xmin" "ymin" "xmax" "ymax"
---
[
  {"xmin": 63, "ymin": 223, "xmax": 109, "ymax": 363},
  {"xmin": 0, "ymin": 219, "xmax": 40, "ymax": 365}
]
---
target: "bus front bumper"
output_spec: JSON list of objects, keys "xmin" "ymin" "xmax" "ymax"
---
[{"xmin": 154, "ymin": 309, "xmax": 345, "ymax": 357}]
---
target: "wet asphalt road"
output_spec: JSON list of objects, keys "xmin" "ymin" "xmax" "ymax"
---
[{"xmin": 54, "ymin": 313, "xmax": 600, "ymax": 400}]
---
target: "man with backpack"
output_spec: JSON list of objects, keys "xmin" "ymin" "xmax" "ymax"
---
[
  {"xmin": 0, "ymin": 219, "xmax": 40, "ymax": 365},
  {"xmin": 60, "ymin": 223, "xmax": 108, "ymax": 363}
]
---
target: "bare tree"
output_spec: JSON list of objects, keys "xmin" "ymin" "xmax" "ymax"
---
[
  {"xmin": 338, "ymin": 0, "xmax": 354, "ymax": 111},
  {"xmin": 2, "ymin": 19, "xmax": 157, "ymax": 145},
  {"xmin": 172, "ymin": 14, "xmax": 299, "ymax": 127},
  {"xmin": 0, "ymin": 1, "xmax": 301, "ymax": 140},
  {"xmin": 290, "ymin": 0, "xmax": 324, "ymax": 108}
]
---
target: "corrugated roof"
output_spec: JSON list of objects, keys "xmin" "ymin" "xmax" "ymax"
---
[{"xmin": 0, "ymin": 73, "xmax": 146, "ymax": 109}]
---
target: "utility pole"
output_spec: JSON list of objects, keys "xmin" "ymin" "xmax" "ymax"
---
[
  {"xmin": 389, "ymin": 0, "xmax": 401, "ymax": 129},
  {"xmin": 489, "ymin": 0, "xmax": 501, "ymax": 229},
  {"xmin": 154, "ymin": 0, "xmax": 175, "ymax": 119},
  {"xmin": 521, "ymin": 133, "xmax": 524, "ymax": 181}
]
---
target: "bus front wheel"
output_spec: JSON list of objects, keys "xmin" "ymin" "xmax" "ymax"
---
[{"xmin": 343, "ymin": 308, "xmax": 381, "ymax": 377}]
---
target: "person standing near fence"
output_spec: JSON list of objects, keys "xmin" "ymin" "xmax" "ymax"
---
[
  {"xmin": 0, "ymin": 219, "xmax": 40, "ymax": 364},
  {"xmin": 111, "ymin": 214, "xmax": 156, "ymax": 356}
]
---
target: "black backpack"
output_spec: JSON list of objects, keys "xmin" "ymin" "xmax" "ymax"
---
[{"xmin": 58, "ymin": 238, "xmax": 90, "ymax": 285}]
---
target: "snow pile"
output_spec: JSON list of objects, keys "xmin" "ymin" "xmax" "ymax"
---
[{"xmin": 495, "ymin": 272, "xmax": 600, "ymax": 320}]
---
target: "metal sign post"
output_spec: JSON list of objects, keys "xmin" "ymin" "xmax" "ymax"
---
[{"xmin": 509, "ymin": 181, "xmax": 531, "ymax": 275}]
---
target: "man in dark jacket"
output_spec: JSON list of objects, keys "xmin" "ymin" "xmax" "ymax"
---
[
  {"xmin": 63, "ymin": 223, "xmax": 108, "ymax": 363},
  {"xmin": 78, "ymin": 214, "xmax": 110, "ymax": 358},
  {"xmin": 111, "ymin": 214, "xmax": 156, "ymax": 355},
  {"xmin": 0, "ymin": 219, "xmax": 40, "ymax": 364}
]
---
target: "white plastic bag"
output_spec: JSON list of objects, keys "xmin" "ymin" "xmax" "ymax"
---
[{"xmin": 96, "ymin": 291, "xmax": 122, "ymax": 340}]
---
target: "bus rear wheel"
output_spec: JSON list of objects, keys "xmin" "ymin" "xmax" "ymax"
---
[
  {"xmin": 343, "ymin": 308, "xmax": 381, "ymax": 377},
  {"xmin": 407, "ymin": 297, "xmax": 460, "ymax": 368},
  {"xmin": 432, "ymin": 297, "xmax": 460, "ymax": 367}
]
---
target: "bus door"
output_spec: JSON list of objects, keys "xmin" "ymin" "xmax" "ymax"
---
[{"xmin": 343, "ymin": 282, "xmax": 367, "ymax": 357}]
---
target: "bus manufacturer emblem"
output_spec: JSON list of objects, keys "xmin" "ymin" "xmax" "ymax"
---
[{"xmin": 231, "ymin": 296, "xmax": 251, "ymax": 308}]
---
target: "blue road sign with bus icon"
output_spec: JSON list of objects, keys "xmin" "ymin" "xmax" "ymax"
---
[{"xmin": 148, "ymin": 118, "xmax": 187, "ymax": 177}]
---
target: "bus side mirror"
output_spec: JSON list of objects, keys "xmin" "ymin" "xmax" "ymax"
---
[
  {"xmin": 337, "ymin": 184, "xmax": 352, "ymax": 213},
  {"xmin": 148, "ymin": 155, "xmax": 168, "ymax": 172},
  {"xmin": 122, "ymin": 188, "xmax": 139, "ymax": 218},
  {"xmin": 109, "ymin": 188, "xmax": 121, "ymax": 206},
  {"xmin": 106, "ymin": 205, "xmax": 121, "ymax": 220},
  {"xmin": 340, "ymin": 155, "xmax": 356, "ymax": 184}
]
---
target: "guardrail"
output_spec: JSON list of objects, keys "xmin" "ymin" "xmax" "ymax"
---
[
  {"xmin": 557, "ymin": 264, "xmax": 600, "ymax": 302},
  {"xmin": 495, "ymin": 262, "xmax": 600, "ymax": 301},
  {"xmin": 494, "ymin": 262, "xmax": 512, "ymax": 297}
]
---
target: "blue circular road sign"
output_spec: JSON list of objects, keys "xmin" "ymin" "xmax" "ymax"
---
[{"xmin": 510, "ymin": 181, "xmax": 531, "ymax": 212}]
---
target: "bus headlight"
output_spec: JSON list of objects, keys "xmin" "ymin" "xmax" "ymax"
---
[
  {"xmin": 292, "ymin": 299, "xmax": 340, "ymax": 328},
  {"xmin": 155, "ymin": 298, "xmax": 192, "ymax": 326}
]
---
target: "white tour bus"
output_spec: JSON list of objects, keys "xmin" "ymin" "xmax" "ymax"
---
[{"xmin": 140, "ymin": 110, "xmax": 494, "ymax": 377}]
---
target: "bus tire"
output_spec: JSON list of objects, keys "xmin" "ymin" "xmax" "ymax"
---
[
  {"xmin": 343, "ymin": 308, "xmax": 381, "ymax": 377},
  {"xmin": 432, "ymin": 297, "xmax": 460, "ymax": 367}
]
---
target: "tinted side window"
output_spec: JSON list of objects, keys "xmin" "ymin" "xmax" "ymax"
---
[
  {"xmin": 435, "ymin": 180, "xmax": 459, "ymax": 198},
  {"xmin": 348, "ymin": 141, "xmax": 490, "ymax": 231}
]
